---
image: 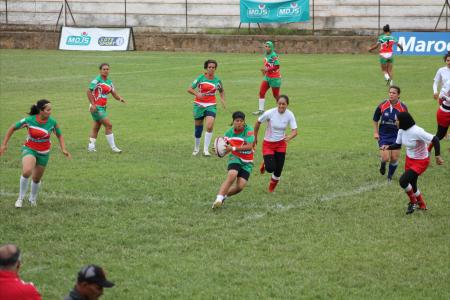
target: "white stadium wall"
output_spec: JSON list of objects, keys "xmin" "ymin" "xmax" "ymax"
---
[{"xmin": 0, "ymin": 0, "xmax": 447, "ymax": 34}]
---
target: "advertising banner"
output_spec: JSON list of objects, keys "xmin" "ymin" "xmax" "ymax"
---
[
  {"xmin": 59, "ymin": 27, "xmax": 133, "ymax": 51},
  {"xmin": 392, "ymin": 32, "xmax": 450, "ymax": 56},
  {"xmin": 240, "ymin": 0, "xmax": 310, "ymax": 23}
]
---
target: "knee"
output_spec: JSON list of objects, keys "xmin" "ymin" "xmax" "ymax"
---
[
  {"xmin": 399, "ymin": 175, "xmax": 408, "ymax": 189},
  {"xmin": 22, "ymin": 171, "xmax": 32, "ymax": 178},
  {"xmin": 105, "ymin": 124, "xmax": 112, "ymax": 131},
  {"xmin": 265, "ymin": 164, "xmax": 275, "ymax": 173}
]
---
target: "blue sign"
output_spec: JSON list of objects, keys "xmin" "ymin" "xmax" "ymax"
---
[
  {"xmin": 392, "ymin": 32, "xmax": 450, "ymax": 56},
  {"xmin": 240, "ymin": 0, "xmax": 310, "ymax": 23}
]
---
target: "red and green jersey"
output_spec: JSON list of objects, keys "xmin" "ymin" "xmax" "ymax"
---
[
  {"xmin": 224, "ymin": 124, "xmax": 255, "ymax": 163},
  {"xmin": 378, "ymin": 34, "xmax": 398, "ymax": 55},
  {"xmin": 264, "ymin": 51, "xmax": 281, "ymax": 79},
  {"xmin": 14, "ymin": 115, "xmax": 61, "ymax": 154},
  {"xmin": 191, "ymin": 74, "xmax": 223, "ymax": 107},
  {"xmin": 89, "ymin": 75, "xmax": 115, "ymax": 107}
]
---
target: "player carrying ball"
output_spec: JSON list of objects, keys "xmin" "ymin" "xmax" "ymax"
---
[
  {"xmin": 212, "ymin": 111, "xmax": 254, "ymax": 209},
  {"xmin": 0, "ymin": 99, "xmax": 71, "ymax": 208}
]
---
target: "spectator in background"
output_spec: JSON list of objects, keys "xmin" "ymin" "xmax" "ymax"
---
[
  {"xmin": 64, "ymin": 264, "xmax": 114, "ymax": 300},
  {"xmin": 0, "ymin": 243, "xmax": 42, "ymax": 300}
]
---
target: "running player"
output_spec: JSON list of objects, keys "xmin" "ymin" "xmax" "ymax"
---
[
  {"xmin": 433, "ymin": 51, "xmax": 450, "ymax": 101},
  {"xmin": 382, "ymin": 112, "xmax": 443, "ymax": 214},
  {"xmin": 253, "ymin": 41, "xmax": 281, "ymax": 115},
  {"xmin": 0, "ymin": 99, "xmax": 71, "ymax": 208},
  {"xmin": 429, "ymin": 79, "xmax": 450, "ymax": 151},
  {"xmin": 87, "ymin": 63, "xmax": 126, "ymax": 153},
  {"xmin": 368, "ymin": 24, "xmax": 403, "ymax": 86},
  {"xmin": 373, "ymin": 86, "xmax": 407, "ymax": 181},
  {"xmin": 253, "ymin": 95, "xmax": 297, "ymax": 192},
  {"xmin": 187, "ymin": 59, "xmax": 226, "ymax": 156},
  {"xmin": 212, "ymin": 111, "xmax": 254, "ymax": 209}
]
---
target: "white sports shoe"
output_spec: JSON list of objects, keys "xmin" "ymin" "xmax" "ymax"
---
[
  {"xmin": 29, "ymin": 199, "xmax": 37, "ymax": 207},
  {"xmin": 252, "ymin": 110, "xmax": 264, "ymax": 116},
  {"xmin": 203, "ymin": 151, "xmax": 211, "ymax": 157},
  {"xmin": 88, "ymin": 144, "xmax": 96, "ymax": 152},
  {"xmin": 192, "ymin": 148, "xmax": 200, "ymax": 156},
  {"xmin": 212, "ymin": 199, "xmax": 223, "ymax": 209},
  {"xmin": 15, "ymin": 198, "xmax": 23, "ymax": 208},
  {"xmin": 111, "ymin": 147, "xmax": 122, "ymax": 153}
]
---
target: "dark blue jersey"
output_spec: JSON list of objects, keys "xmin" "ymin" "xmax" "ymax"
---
[{"xmin": 373, "ymin": 100, "xmax": 408, "ymax": 138}]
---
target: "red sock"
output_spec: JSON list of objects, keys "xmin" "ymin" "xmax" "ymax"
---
[
  {"xmin": 269, "ymin": 178, "xmax": 279, "ymax": 193},
  {"xmin": 406, "ymin": 190, "xmax": 417, "ymax": 204},
  {"xmin": 416, "ymin": 193, "xmax": 427, "ymax": 209}
]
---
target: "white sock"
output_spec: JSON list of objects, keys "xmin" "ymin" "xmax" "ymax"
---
[
  {"xmin": 216, "ymin": 195, "xmax": 224, "ymax": 201},
  {"xmin": 258, "ymin": 98, "xmax": 265, "ymax": 111},
  {"xmin": 105, "ymin": 133, "xmax": 117, "ymax": 149},
  {"xmin": 384, "ymin": 73, "xmax": 390, "ymax": 80},
  {"xmin": 272, "ymin": 174, "xmax": 280, "ymax": 181},
  {"xmin": 389, "ymin": 79, "xmax": 394, "ymax": 86},
  {"xmin": 19, "ymin": 175, "xmax": 29, "ymax": 200},
  {"xmin": 29, "ymin": 181, "xmax": 41, "ymax": 202},
  {"xmin": 404, "ymin": 184, "xmax": 412, "ymax": 192},
  {"xmin": 194, "ymin": 138, "xmax": 201, "ymax": 150},
  {"xmin": 89, "ymin": 137, "xmax": 96, "ymax": 144},
  {"xmin": 414, "ymin": 190, "xmax": 421, "ymax": 197},
  {"xmin": 204, "ymin": 132, "xmax": 213, "ymax": 152}
]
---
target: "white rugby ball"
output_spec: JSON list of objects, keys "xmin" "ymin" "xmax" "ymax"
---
[{"xmin": 214, "ymin": 137, "xmax": 227, "ymax": 158}]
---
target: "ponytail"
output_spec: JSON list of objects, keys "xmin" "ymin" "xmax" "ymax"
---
[{"xmin": 28, "ymin": 99, "xmax": 50, "ymax": 115}]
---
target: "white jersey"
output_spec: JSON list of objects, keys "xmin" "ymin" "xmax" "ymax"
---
[
  {"xmin": 396, "ymin": 125, "xmax": 434, "ymax": 159},
  {"xmin": 433, "ymin": 66, "xmax": 450, "ymax": 94},
  {"xmin": 439, "ymin": 80, "xmax": 450, "ymax": 111},
  {"xmin": 258, "ymin": 108, "xmax": 297, "ymax": 142}
]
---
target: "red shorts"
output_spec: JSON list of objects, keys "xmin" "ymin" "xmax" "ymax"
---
[
  {"xmin": 436, "ymin": 107, "xmax": 450, "ymax": 128},
  {"xmin": 405, "ymin": 156, "xmax": 430, "ymax": 175},
  {"xmin": 262, "ymin": 140, "xmax": 287, "ymax": 156}
]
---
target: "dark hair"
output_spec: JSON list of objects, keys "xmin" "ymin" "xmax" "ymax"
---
[
  {"xmin": 444, "ymin": 51, "xmax": 450, "ymax": 62},
  {"xmin": 28, "ymin": 99, "xmax": 50, "ymax": 115},
  {"xmin": 277, "ymin": 94, "xmax": 289, "ymax": 105},
  {"xmin": 389, "ymin": 85, "xmax": 401, "ymax": 95},
  {"xmin": 232, "ymin": 111, "xmax": 245, "ymax": 121},
  {"xmin": 397, "ymin": 112, "xmax": 415, "ymax": 130},
  {"xmin": 99, "ymin": 63, "xmax": 110, "ymax": 70},
  {"xmin": 0, "ymin": 244, "xmax": 20, "ymax": 268},
  {"xmin": 204, "ymin": 59, "xmax": 218, "ymax": 70},
  {"xmin": 383, "ymin": 24, "xmax": 390, "ymax": 33}
]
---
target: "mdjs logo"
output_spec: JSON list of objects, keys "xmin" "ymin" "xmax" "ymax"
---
[
  {"xmin": 247, "ymin": 3, "xmax": 269, "ymax": 18},
  {"xmin": 277, "ymin": 2, "xmax": 301, "ymax": 17},
  {"xmin": 66, "ymin": 32, "xmax": 91, "ymax": 46}
]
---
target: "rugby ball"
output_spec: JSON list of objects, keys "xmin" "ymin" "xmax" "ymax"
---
[{"xmin": 214, "ymin": 137, "xmax": 228, "ymax": 158}]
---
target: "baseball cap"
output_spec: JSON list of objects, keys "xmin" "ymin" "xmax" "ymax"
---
[{"xmin": 77, "ymin": 265, "xmax": 115, "ymax": 288}]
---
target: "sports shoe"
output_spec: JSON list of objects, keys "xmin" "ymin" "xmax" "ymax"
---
[
  {"xmin": 406, "ymin": 202, "xmax": 417, "ymax": 214},
  {"xmin": 386, "ymin": 79, "xmax": 391, "ymax": 86},
  {"xmin": 88, "ymin": 145, "xmax": 96, "ymax": 152},
  {"xmin": 203, "ymin": 151, "xmax": 211, "ymax": 157},
  {"xmin": 111, "ymin": 147, "xmax": 122, "ymax": 153},
  {"xmin": 269, "ymin": 179, "xmax": 279, "ymax": 193},
  {"xmin": 259, "ymin": 162, "xmax": 265, "ymax": 174},
  {"xmin": 192, "ymin": 149, "xmax": 200, "ymax": 156},
  {"xmin": 252, "ymin": 110, "xmax": 264, "ymax": 116},
  {"xmin": 379, "ymin": 162, "xmax": 386, "ymax": 175},
  {"xmin": 29, "ymin": 199, "xmax": 37, "ymax": 207},
  {"xmin": 387, "ymin": 176, "xmax": 392, "ymax": 183},
  {"xmin": 212, "ymin": 199, "xmax": 223, "ymax": 209},
  {"xmin": 15, "ymin": 198, "xmax": 23, "ymax": 208}
]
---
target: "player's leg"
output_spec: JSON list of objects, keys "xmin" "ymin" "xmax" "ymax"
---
[
  {"xmin": 380, "ymin": 60, "xmax": 390, "ymax": 84},
  {"xmin": 254, "ymin": 80, "xmax": 270, "ymax": 115},
  {"xmin": 263, "ymin": 155, "xmax": 276, "ymax": 173},
  {"xmin": 428, "ymin": 110, "xmax": 449, "ymax": 151},
  {"xmin": 101, "ymin": 117, "xmax": 121, "ymax": 153},
  {"xmin": 386, "ymin": 62, "xmax": 393, "ymax": 85},
  {"xmin": 270, "ymin": 78, "xmax": 281, "ymax": 101},
  {"xmin": 213, "ymin": 167, "xmax": 239, "ymax": 208},
  {"xmin": 16, "ymin": 154, "xmax": 36, "ymax": 208},
  {"xmin": 399, "ymin": 169, "xmax": 419, "ymax": 214},
  {"xmin": 387, "ymin": 149, "xmax": 400, "ymax": 181},
  {"xmin": 227, "ymin": 176, "xmax": 249, "ymax": 197},
  {"xmin": 203, "ymin": 110, "xmax": 217, "ymax": 156},
  {"xmin": 193, "ymin": 118, "xmax": 204, "ymax": 156},
  {"xmin": 88, "ymin": 121, "xmax": 101, "ymax": 152},
  {"xmin": 379, "ymin": 148, "xmax": 390, "ymax": 175},
  {"xmin": 29, "ymin": 163, "xmax": 46, "ymax": 206},
  {"xmin": 269, "ymin": 152, "xmax": 286, "ymax": 192}
]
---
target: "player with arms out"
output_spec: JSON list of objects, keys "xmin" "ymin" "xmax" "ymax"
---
[
  {"xmin": 382, "ymin": 112, "xmax": 443, "ymax": 214},
  {"xmin": 187, "ymin": 59, "xmax": 226, "ymax": 156},
  {"xmin": 87, "ymin": 63, "xmax": 126, "ymax": 153},
  {"xmin": 373, "ymin": 86, "xmax": 407, "ymax": 181},
  {"xmin": 212, "ymin": 111, "xmax": 254, "ymax": 209},
  {"xmin": 253, "ymin": 41, "xmax": 281, "ymax": 115},
  {"xmin": 368, "ymin": 24, "xmax": 403, "ymax": 86},
  {"xmin": 253, "ymin": 95, "xmax": 297, "ymax": 192},
  {"xmin": 0, "ymin": 99, "xmax": 71, "ymax": 208}
]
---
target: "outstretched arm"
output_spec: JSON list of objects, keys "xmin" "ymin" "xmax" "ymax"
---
[
  {"xmin": 0, "ymin": 125, "xmax": 17, "ymax": 156},
  {"xmin": 111, "ymin": 90, "xmax": 126, "ymax": 103}
]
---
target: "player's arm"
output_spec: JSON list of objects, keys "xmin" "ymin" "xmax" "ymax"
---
[
  {"xmin": 368, "ymin": 42, "xmax": 380, "ymax": 52},
  {"xmin": 0, "ymin": 125, "xmax": 18, "ymax": 156},
  {"xmin": 382, "ymin": 143, "xmax": 401, "ymax": 150},
  {"xmin": 226, "ymin": 142, "xmax": 253, "ymax": 152},
  {"xmin": 111, "ymin": 89, "xmax": 126, "ymax": 103},
  {"xmin": 396, "ymin": 41, "xmax": 404, "ymax": 53},
  {"xmin": 218, "ymin": 83, "xmax": 226, "ymax": 109},
  {"xmin": 285, "ymin": 129, "xmax": 297, "ymax": 143},
  {"xmin": 86, "ymin": 89, "xmax": 98, "ymax": 112},
  {"xmin": 54, "ymin": 125, "xmax": 71, "ymax": 159},
  {"xmin": 253, "ymin": 121, "xmax": 261, "ymax": 147},
  {"xmin": 373, "ymin": 107, "xmax": 381, "ymax": 140},
  {"xmin": 433, "ymin": 72, "xmax": 441, "ymax": 100}
]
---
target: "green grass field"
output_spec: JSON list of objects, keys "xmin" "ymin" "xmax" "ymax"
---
[{"xmin": 0, "ymin": 49, "xmax": 449, "ymax": 299}]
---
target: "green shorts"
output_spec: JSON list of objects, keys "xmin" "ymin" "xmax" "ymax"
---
[
  {"xmin": 379, "ymin": 56, "xmax": 394, "ymax": 64},
  {"xmin": 91, "ymin": 106, "xmax": 108, "ymax": 121},
  {"xmin": 193, "ymin": 103, "xmax": 217, "ymax": 120},
  {"xmin": 21, "ymin": 146, "xmax": 50, "ymax": 167},
  {"xmin": 263, "ymin": 76, "xmax": 282, "ymax": 88},
  {"xmin": 227, "ymin": 158, "xmax": 253, "ymax": 175}
]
